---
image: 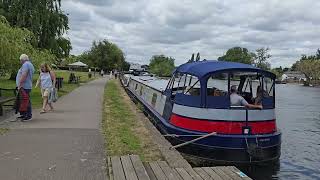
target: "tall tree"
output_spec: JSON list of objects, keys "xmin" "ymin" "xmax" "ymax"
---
[
  {"xmin": 0, "ymin": 16, "xmax": 55, "ymax": 78},
  {"xmin": 149, "ymin": 55, "xmax": 175, "ymax": 77},
  {"xmin": 254, "ymin": 47, "xmax": 271, "ymax": 70},
  {"xmin": 0, "ymin": 0, "xmax": 71, "ymax": 64},
  {"xmin": 79, "ymin": 39, "xmax": 128, "ymax": 71},
  {"xmin": 218, "ymin": 47, "xmax": 254, "ymax": 64},
  {"xmin": 292, "ymin": 50, "xmax": 320, "ymax": 85}
]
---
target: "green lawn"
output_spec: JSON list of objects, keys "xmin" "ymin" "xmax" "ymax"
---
[
  {"xmin": 0, "ymin": 70, "xmax": 96, "ymax": 108},
  {"xmin": 102, "ymin": 80, "xmax": 162, "ymax": 162}
]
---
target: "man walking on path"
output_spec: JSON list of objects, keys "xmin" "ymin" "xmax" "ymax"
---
[{"xmin": 16, "ymin": 54, "xmax": 35, "ymax": 121}]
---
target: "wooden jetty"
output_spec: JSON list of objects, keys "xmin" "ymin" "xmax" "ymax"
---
[{"xmin": 108, "ymin": 155, "xmax": 252, "ymax": 180}]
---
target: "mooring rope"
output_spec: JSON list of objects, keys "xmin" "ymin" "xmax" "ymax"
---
[
  {"xmin": 163, "ymin": 134, "xmax": 208, "ymax": 137},
  {"xmin": 169, "ymin": 131, "xmax": 217, "ymax": 149}
]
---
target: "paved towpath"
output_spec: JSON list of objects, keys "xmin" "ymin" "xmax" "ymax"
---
[{"xmin": 0, "ymin": 77, "xmax": 108, "ymax": 180}]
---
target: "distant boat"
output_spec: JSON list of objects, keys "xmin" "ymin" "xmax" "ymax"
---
[{"xmin": 275, "ymin": 80, "xmax": 286, "ymax": 84}]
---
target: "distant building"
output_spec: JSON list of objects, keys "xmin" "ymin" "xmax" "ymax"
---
[
  {"xmin": 281, "ymin": 71, "xmax": 306, "ymax": 82},
  {"xmin": 129, "ymin": 63, "xmax": 148, "ymax": 71}
]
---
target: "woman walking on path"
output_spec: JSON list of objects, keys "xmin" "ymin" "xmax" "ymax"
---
[{"xmin": 35, "ymin": 63, "xmax": 56, "ymax": 113}]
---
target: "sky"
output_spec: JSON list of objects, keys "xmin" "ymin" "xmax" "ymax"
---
[{"xmin": 62, "ymin": 0, "xmax": 320, "ymax": 68}]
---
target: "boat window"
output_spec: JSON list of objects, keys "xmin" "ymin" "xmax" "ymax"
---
[
  {"xmin": 261, "ymin": 76, "xmax": 275, "ymax": 108},
  {"xmin": 263, "ymin": 77, "xmax": 274, "ymax": 97},
  {"xmin": 151, "ymin": 93, "xmax": 157, "ymax": 107},
  {"xmin": 135, "ymin": 83, "xmax": 138, "ymax": 90},
  {"xmin": 206, "ymin": 73, "xmax": 230, "ymax": 108},
  {"xmin": 228, "ymin": 71, "xmax": 275, "ymax": 108},
  {"xmin": 170, "ymin": 73, "xmax": 200, "ymax": 96},
  {"xmin": 207, "ymin": 73, "xmax": 228, "ymax": 96},
  {"xmin": 229, "ymin": 72, "xmax": 261, "ymax": 104},
  {"xmin": 139, "ymin": 86, "xmax": 143, "ymax": 96},
  {"xmin": 172, "ymin": 73, "xmax": 201, "ymax": 107}
]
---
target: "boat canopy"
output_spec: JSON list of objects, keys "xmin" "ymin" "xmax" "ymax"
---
[{"xmin": 174, "ymin": 60, "xmax": 276, "ymax": 79}]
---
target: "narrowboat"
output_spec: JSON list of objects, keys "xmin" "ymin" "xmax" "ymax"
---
[{"xmin": 120, "ymin": 60, "xmax": 281, "ymax": 164}]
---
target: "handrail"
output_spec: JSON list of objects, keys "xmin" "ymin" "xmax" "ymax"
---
[{"xmin": 230, "ymin": 105, "xmax": 246, "ymax": 108}]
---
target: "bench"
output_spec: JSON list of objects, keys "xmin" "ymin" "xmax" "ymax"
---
[
  {"xmin": 0, "ymin": 88, "xmax": 17, "ymax": 116},
  {"xmin": 56, "ymin": 77, "xmax": 64, "ymax": 90}
]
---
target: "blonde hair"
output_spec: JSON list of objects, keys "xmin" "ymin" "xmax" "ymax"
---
[{"xmin": 40, "ymin": 63, "xmax": 51, "ymax": 72}]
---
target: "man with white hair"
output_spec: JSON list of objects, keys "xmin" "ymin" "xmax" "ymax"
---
[{"xmin": 16, "ymin": 54, "xmax": 35, "ymax": 121}]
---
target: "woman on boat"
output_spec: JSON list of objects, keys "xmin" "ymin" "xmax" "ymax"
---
[{"xmin": 35, "ymin": 63, "xmax": 56, "ymax": 113}]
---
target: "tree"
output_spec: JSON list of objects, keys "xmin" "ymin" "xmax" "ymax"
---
[
  {"xmin": 122, "ymin": 61, "xmax": 130, "ymax": 71},
  {"xmin": 270, "ymin": 66, "xmax": 284, "ymax": 78},
  {"xmin": 297, "ymin": 59, "xmax": 320, "ymax": 84},
  {"xmin": 149, "ymin": 55, "xmax": 175, "ymax": 77},
  {"xmin": 62, "ymin": 54, "xmax": 77, "ymax": 66},
  {"xmin": 291, "ymin": 61, "xmax": 299, "ymax": 71},
  {"xmin": 0, "ymin": 16, "xmax": 55, "ymax": 78},
  {"xmin": 254, "ymin": 48, "xmax": 271, "ymax": 70},
  {"xmin": 292, "ymin": 50, "xmax": 320, "ymax": 85},
  {"xmin": 79, "ymin": 39, "xmax": 128, "ymax": 71},
  {"xmin": 52, "ymin": 37, "xmax": 72, "ymax": 65},
  {"xmin": 0, "ymin": 0, "xmax": 71, "ymax": 63},
  {"xmin": 218, "ymin": 47, "xmax": 255, "ymax": 64}
]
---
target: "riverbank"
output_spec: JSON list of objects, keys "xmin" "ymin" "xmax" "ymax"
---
[
  {"xmin": 0, "ymin": 70, "xmax": 94, "ymax": 109},
  {"xmin": 102, "ymin": 79, "xmax": 163, "ymax": 162}
]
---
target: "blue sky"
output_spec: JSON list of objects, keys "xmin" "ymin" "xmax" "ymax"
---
[{"xmin": 62, "ymin": 0, "xmax": 320, "ymax": 68}]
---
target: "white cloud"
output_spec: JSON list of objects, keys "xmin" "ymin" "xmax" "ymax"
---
[{"xmin": 62, "ymin": 0, "xmax": 320, "ymax": 68}]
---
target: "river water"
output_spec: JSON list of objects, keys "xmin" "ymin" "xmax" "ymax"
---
[
  {"xmin": 150, "ymin": 78, "xmax": 320, "ymax": 179},
  {"xmin": 242, "ymin": 84, "xmax": 320, "ymax": 180}
]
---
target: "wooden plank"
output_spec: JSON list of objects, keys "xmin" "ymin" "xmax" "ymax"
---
[
  {"xmin": 184, "ymin": 168, "xmax": 204, "ymax": 180},
  {"xmin": 202, "ymin": 167, "xmax": 223, "ymax": 180},
  {"xmin": 130, "ymin": 155, "xmax": 151, "ymax": 180},
  {"xmin": 219, "ymin": 167, "xmax": 242, "ymax": 180},
  {"xmin": 211, "ymin": 167, "xmax": 233, "ymax": 180},
  {"xmin": 226, "ymin": 167, "xmax": 251, "ymax": 180},
  {"xmin": 111, "ymin": 156, "xmax": 126, "ymax": 180},
  {"xmin": 121, "ymin": 156, "xmax": 139, "ymax": 180},
  {"xmin": 157, "ymin": 161, "xmax": 182, "ymax": 180},
  {"xmin": 144, "ymin": 163, "xmax": 158, "ymax": 180},
  {"xmin": 175, "ymin": 168, "xmax": 193, "ymax": 180},
  {"xmin": 0, "ymin": 97, "xmax": 15, "ymax": 103},
  {"xmin": 149, "ymin": 162, "xmax": 168, "ymax": 180},
  {"xmin": 193, "ymin": 168, "xmax": 214, "ymax": 180}
]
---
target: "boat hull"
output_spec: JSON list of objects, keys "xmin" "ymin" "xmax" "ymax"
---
[
  {"xmin": 120, "ymin": 74, "xmax": 281, "ymax": 164},
  {"xmin": 166, "ymin": 133, "xmax": 281, "ymax": 164}
]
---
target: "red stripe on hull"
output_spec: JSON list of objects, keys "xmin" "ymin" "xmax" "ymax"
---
[{"xmin": 170, "ymin": 114, "xmax": 276, "ymax": 134}]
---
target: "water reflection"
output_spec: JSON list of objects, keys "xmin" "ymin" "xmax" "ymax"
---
[{"xmin": 237, "ymin": 161, "xmax": 280, "ymax": 180}]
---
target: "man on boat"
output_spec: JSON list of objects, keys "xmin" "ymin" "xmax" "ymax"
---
[{"xmin": 230, "ymin": 85, "xmax": 262, "ymax": 109}]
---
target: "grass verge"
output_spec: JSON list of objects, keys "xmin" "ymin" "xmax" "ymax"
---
[
  {"xmin": 102, "ymin": 80, "xmax": 162, "ymax": 162},
  {"xmin": 0, "ymin": 70, "xmax": 96, "ymax": 108},
  {"xmin": 0, "ymin": 128, "xmax": 9, "ymax": 135}
]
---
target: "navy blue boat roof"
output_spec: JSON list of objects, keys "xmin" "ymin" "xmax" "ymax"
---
[{"xmin": 175, "ymin": 60, "xmax": 276, "ymax": 79}]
